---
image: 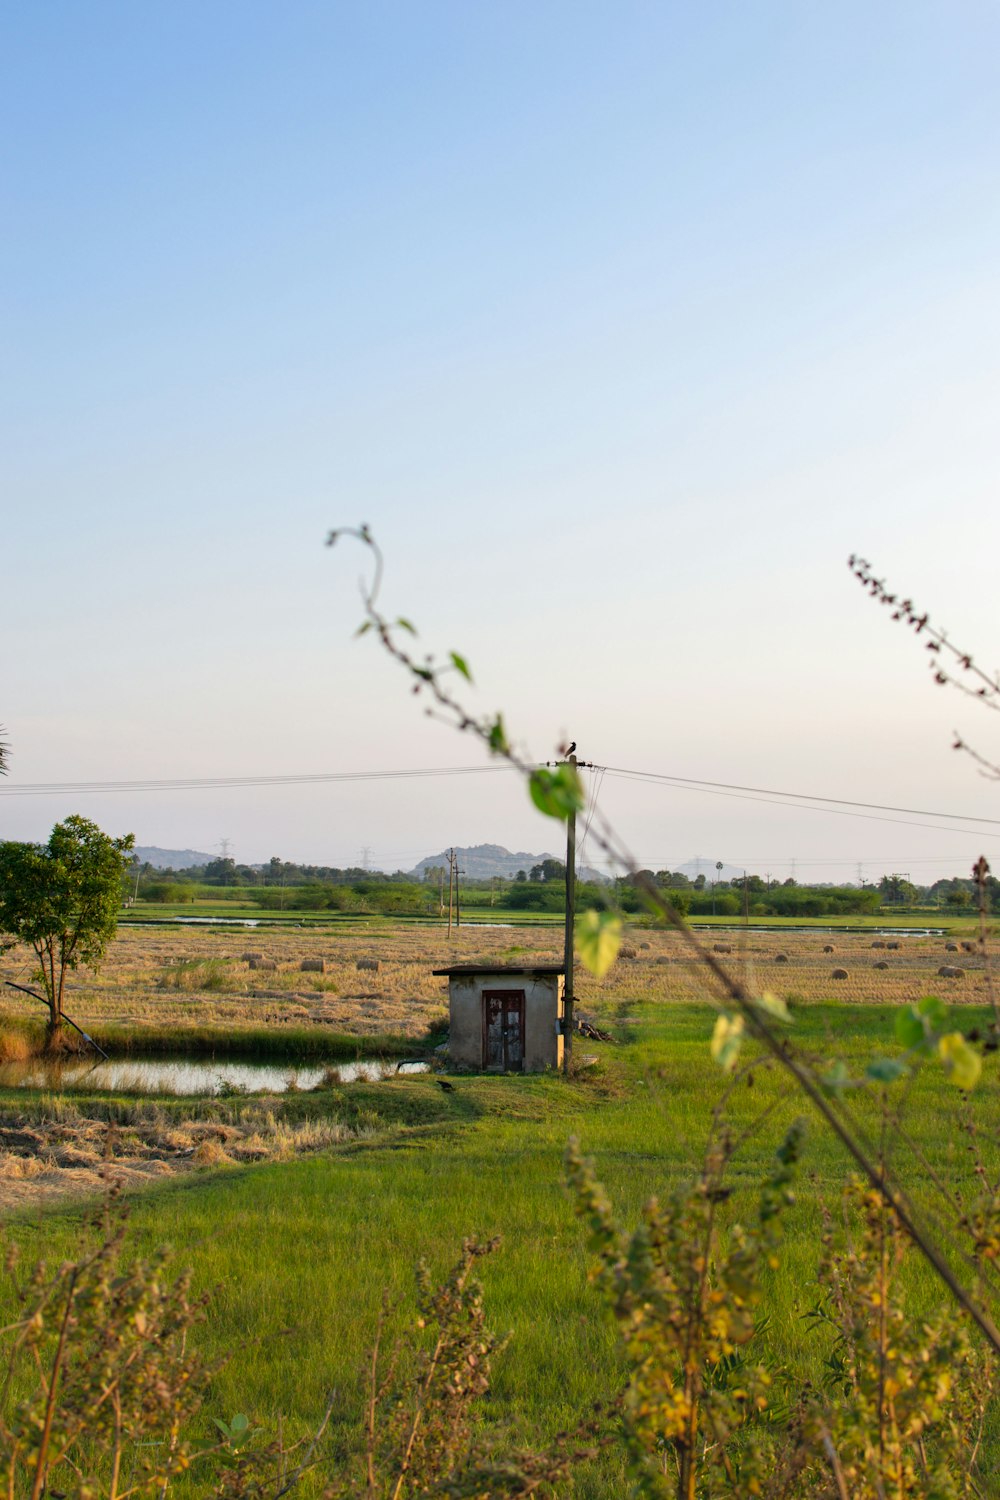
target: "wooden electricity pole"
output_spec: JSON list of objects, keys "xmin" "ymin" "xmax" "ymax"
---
[
  {"xmin": 563, "ymin": 753, "xmax": 577, "ymax": 1075},
  {"xmin": 447, "ymin": 848, "xmax": 455, "ymax": 937}
]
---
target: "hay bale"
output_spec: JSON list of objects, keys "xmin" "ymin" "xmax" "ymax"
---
[
  {"xmin": 871, "ymin": 940, "xmax": 886, "ymax": 949},
  {"xmin": 775, "ymin": 953, "xmax": 789, "ymax": 964},
  {"xmin": 962, "ymin": 941, "xmax": 977, "ymax": 953},
  {"xmin": 300, "ymin": 958, "xmax": 326, "ymax": 974},
  {"xmin": 945, "ymin": 942, "xmax": 959, "ymax": 952},
  {"xmin": 356, "ymin": 957, "xmax": 379, "ymax": 973},
  {"xmin": 193, "ymin": 1139, "xmax": 231, "ymax": 1166},
  {"xmin": 823, "ymin": 944, "xmax": 835, "ymax": 953},
  {"xmin": 713, "ymin": 943, "xmax": 732, "ymax": 954},
  {"xmin": 639, "ymin": 942, "xmax": 651, "ymax": 950},
  {"xmin": 618, "ymin": 945, "xmax": 637, "ymax": 961},
  {"xmin": 242, "ymin": 952, "xmax": 263, "ymax": 963},
  {"xmin": 938, "ymin": 965, "xmax": 964, "ymax": 979},
  {"xmin": 873, "ymin": 960, "xmax": 889, "ymax": 970},
  {"xmin": 886, "ymin": 941, "xmax": 901, "ymax": 951},
  {"xmin": 832, "ymin": 968, "xmax": 849, "ymax": 980},
  {"xmin": 249, "ymin": 958, "xmax": 277, "ymax": 973}
]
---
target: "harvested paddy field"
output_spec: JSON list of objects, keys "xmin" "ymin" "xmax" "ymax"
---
[
  {"xmin": 0, "ymin": 1101, "xmax": 367, "ymax": 1213},
  {"xmin": 0, "ymin": 919, "xmax": 989, "ymax": 1048},
  {"xmin": 0, "ymin": 919, "xmax": 991, "ymax": 1216}
]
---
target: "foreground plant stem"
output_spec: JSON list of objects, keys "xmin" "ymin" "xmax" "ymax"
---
[{"xmin": 329, "ymin": 524, "xmax": 1000, "ymax": 1357}]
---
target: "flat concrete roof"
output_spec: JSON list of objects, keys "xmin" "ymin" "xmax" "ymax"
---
[{"xmin": 432, "ymin": 963, "xmax": 565, "ymax": 977}]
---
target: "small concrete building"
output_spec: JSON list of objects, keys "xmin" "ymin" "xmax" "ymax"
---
[{"xmin": 433, "ymin": 963, "xmax": 565, "ymax": 1072}]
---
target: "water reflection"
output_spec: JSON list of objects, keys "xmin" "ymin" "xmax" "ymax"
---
[{"xmin": 0, "ymin": 1056, "xmax": 429, "ymax": 1096}]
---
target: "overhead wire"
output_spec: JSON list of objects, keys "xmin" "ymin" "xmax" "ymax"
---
[
  {"xmin": 576, "ymin": 763, "xmax": 606, "ymax": 870},
  {"xmin": 599, "ymin": 768, "xmax": 1000, "ymax": 841},
  {"xmin": 1, "ymin": 757, "xmax": 994, "ymax": 857},
  {"xmin": 0, "ymin": 765, "xmax": 514, "ymax": 797},
  {"xmin": 599, "ymin": 765, "xmax": 999, "ymax": 828}
]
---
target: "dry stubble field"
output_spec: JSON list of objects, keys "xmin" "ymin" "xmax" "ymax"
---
[{"xmin": 0, "ymin": 920, "xmax": 988, "ymax": 1040}]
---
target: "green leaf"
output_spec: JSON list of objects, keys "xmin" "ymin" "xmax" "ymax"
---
[
  {"xmin": 354, "ymin": 620, "xmax": 372, "ymax": 637},
  {"xmin": 865, "ymin": 1057, "xmax": 908, "ymax": 1084},
  {"xmin": 939, "ymin": 1031, "xmax": 982, "ymax": 1090},
  {"xmin": 755, "ymin": 991, "xmax": 791, "ymax": 1024},
  {"xmin": 529, "ymin": 766, "xmax": 585, "ymax": 821},
  {"xmin": 575, "ymin": 910, "xmax": 622, "ymax": 978},
  {"xmin": 917, "ymin": 995, "xmax": 948, "ymax": 1027},
  {"xmin": 230, "ymin": 1414, "xmax": 250, "ymax": 1436},
  {"xmin": 710, "ymin": 1013, "xmax": 745, "ymax": 1072},
  {"xmin": 449, "ymin": 651, "xmax": 473, "ymax": 682},
  {"xmin": 487, "ymin": 714, "xmax": 508, "ymax": 754},
  {"xmin": 395, "ymin": 616, "xmax": 417, "ymax": 635},
  {"xmin": 894, "ymin": 1008, "xmax": 926, "ymax": 1049},
  {"xmin": 820, "ymin": 1060, "xmax": 852, "ymax": 1094}
]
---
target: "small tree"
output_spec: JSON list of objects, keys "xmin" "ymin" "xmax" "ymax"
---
[{"xmin": 0, "ymin": 815, "xmax": 134, "ymax": 1045}]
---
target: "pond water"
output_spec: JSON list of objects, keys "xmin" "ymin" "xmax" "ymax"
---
[
  {"xmin": 0, "ymin": 1056, "xmax": 430, "ymax": 1096},
  {"xmin": 691, "ymin": 925, "xmax": 946, "ymax": 937}
]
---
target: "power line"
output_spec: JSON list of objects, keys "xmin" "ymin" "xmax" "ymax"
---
[
  {"xmin": 600, "ymin": 769, "xmax": 1000, "ymax": 841},
  {"xmin": 2, "ymin": 755, "xmax": 996, "ymax": 845},
  {"xmin": 0, "ymin": 765, "xmax": 514, "ymax": 797},
  {"xmin": 600, "ymin": 766, "xmax": 999, "ymax": 828}
]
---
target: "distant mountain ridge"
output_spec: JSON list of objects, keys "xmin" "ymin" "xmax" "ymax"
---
[
  {"xmin": 410, "ymin": 842, "xmax": 608, "ymax": 884},
  {"xmin": 133, "ymin": 846, "xmax": 215, "ymax": 869}
]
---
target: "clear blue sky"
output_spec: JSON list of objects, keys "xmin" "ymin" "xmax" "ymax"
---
[{"xmin": 3, "ymin": 3, "xmax": 999, "ymax": 879}]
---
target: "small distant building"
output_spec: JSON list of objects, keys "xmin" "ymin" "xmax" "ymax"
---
[{"xmin": 432, "ymin": 964, "xmax": 565, "ymax": 1072}]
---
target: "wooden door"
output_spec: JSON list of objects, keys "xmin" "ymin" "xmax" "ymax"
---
[{"xmin": 482, "ymin": 989, "xmax": 525, "ymax": 1072}]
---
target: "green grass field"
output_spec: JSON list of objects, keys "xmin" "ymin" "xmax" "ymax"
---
[
  {"xmin": 119, "ymin": 898, "xmax": 979, "ymax": 934},
  {"xmin": 4, "ymin": 999, "xmax": 995, "ymax": 1494}
]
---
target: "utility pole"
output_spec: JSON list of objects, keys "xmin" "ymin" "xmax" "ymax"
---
[
  {"xmin": 563, "ymin": 751, "xmax": 578, "ymax": 1075},
  {"xmin": 455, "ymin": 856, "xmax": 464, "ymax": 928},
  {"xmin": 447, "ymin": 848, "xmax": 455, "ymax": 937},
  {"xmin": 438, "ymin": 864, "xmax": 445, "ymax": 917}
]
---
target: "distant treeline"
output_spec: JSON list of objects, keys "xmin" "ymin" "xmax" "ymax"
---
[{"xmin": 131, "ymin": 856, "xmax": 999, "ymax": 916}]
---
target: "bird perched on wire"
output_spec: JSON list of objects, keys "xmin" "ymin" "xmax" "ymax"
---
[
  {"xmin": 565, "ymin": 741, "xmax": 577, "ymax": 757},
  {"xmin": 437, "ymin": 1078, "xmax": 456, "ymax": 1093}
]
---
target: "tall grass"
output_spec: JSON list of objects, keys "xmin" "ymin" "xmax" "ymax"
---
[
  {"xmin": 87, "ymin": 1023, "xmax": 430, "ymax": 1060},
  {"xmin": 0, "ymin": 1019, "xmax": 39, "ymax": 1064}
]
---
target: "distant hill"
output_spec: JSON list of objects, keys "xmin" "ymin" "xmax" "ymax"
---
[
  {"xmin": 133, "ymin": 846, "xmax": 215, "ymax": 870},
  {"xmin": 410, "ymin": 843, "xmax": 608, "ymax": 884}
]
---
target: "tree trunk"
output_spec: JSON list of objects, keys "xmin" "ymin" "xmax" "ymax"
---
[
  {"xmin": 40, "ymin": 941, "xmax": 68, "ymax": 1053},
  {"xmin": 43, "ymin": 1009, "xmax": 69, "ymax": 1055}
]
